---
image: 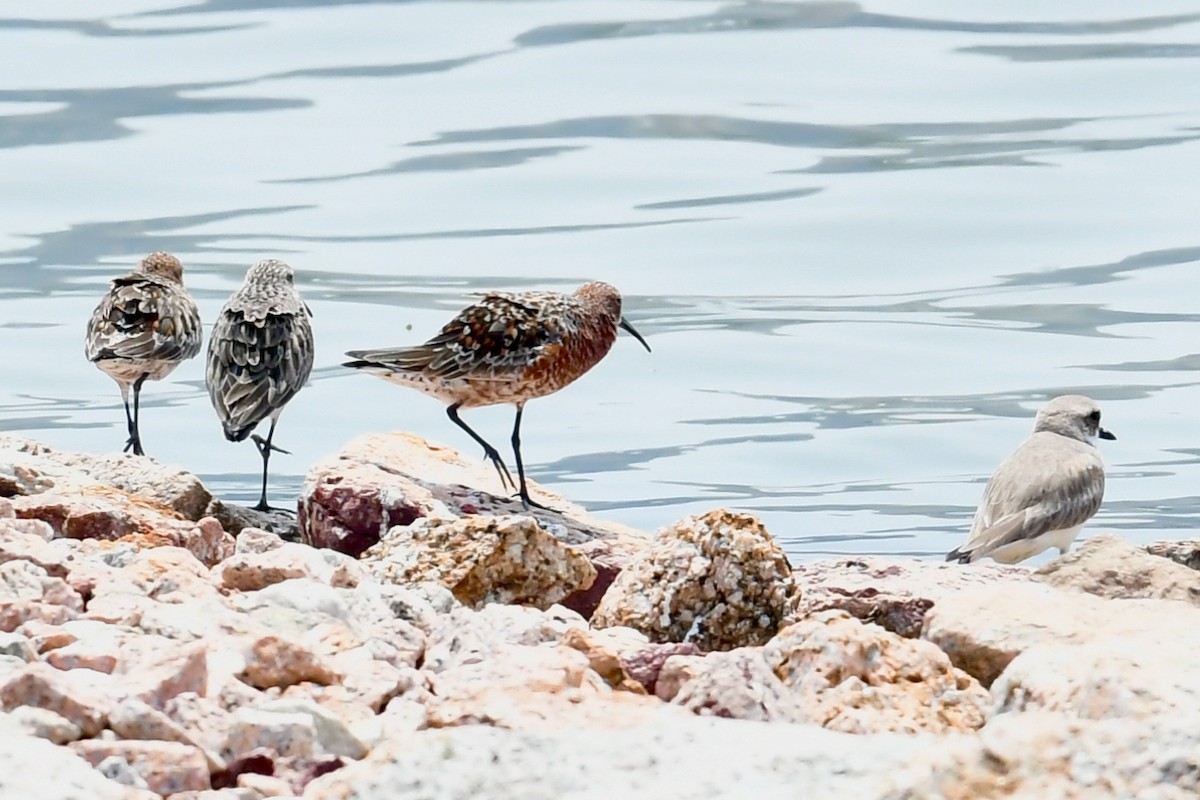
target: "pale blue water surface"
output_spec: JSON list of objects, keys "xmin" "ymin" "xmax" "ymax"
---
[{"xmin": 3, "ymin": 1, "xmax": 1200, "ymax": 563}]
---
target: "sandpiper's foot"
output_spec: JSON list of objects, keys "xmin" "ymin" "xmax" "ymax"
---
[
  {"xmin": 251, "ymin": 434, "xmax": 291, "ymax": 457},
  {"xmin": 515, "ymin": 491, "xmax": 558, "ymax": 513},
  {"xmin": 482, "ymin": 449, "xmax": 517, "ymax": 494},
  {"xmin": 123, "ymin": 436, "xmax": 145, "ymax": 457},
  {"xmin": 252, "ymin": 499, "xmax": 295, "ymax": 515}
]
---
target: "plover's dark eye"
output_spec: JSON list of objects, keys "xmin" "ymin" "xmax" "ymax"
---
[{"xmin": 1088, "ymin": 410, "xmax": 1100, "ymax": 422}]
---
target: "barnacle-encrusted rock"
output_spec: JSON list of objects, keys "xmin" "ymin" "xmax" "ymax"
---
[
  {"xmin": 592, "ymin": 509, "xmax": 796, "ymax": 651},
  {"xmin": 363, "ymin": 515, "xmax": 596, "ymax": 610}
]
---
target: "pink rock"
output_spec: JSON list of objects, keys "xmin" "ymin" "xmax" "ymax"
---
[
  {"xmin": 110, "ymin": 697, "xmax": 226, "ymax": 772},
  {"xmin": 0, "ymin": 559, "xmax": 84, "ymax": 611},
  {"xmin": 299, "ymin": 756, "xmax": 347, "ymax": 789},
  {"xmin": 0, "ymin": 661, "xmax": 113, "ymax": 736},
  {"xmin": 240, "ymin": 635, "xmax": 341, "ymax": 691},
  {"xmin": 227, "ymin": 708, "xmax": 317, "ymax": 759},
  {"xmin": 237, "ymin": 772, "xmax": 295, "ymax": 797},
  {"xmin": 0, "ymin": 435, "xmax": 212, "ymax": 519},
  {"xmin": 84, "ymin": 592, "xmax": 150, "ymax": 626},
  {"xmin": 621, "ymin": 642, "xmax": 703, "ymax": 695},
  {"xmin": 235, "ymin": 527, "xmax": 285, "ymax": 554},
  {"xmin": 124, "ymin": 546, "xmax": 219, "ymax": 602},
  {"xmin": 10, "ymin": 491, "xmax": 234, "ymax": 568},
  {"xmin": 363, "ymin": 515, "xmax": 596, "ymax": 611},
  {"xmin": 0, "ymin": 523, "xmax": 69, "ymax": 576},
  {"xmin": 0, "ymin": 600, "xmax": 79, "ymax": 631},
  {"xmin": 297, "ymin": 433, "xmax": 648, "ymax": 614},
  {"xmin": 655, "ymin": 648, "xmax": 806, "ymax": 722},
  {"xmin": 20, "ymin": 620, "xmax": 79, "ymax": 652},
  {"xmin": 165, "ymin": 692, "xmax": 237, "ymax": 760},
  {"xmin": 44, "ymin": 641, "xmax": 119, "ymax": 673},
  {"xmin": 119, "ymin": 640, "xmax": 209, "ymax": 709},
  {"xmin": 214, "ymin": 746, "xmax": 276, "ymax": 787},
  {"xmin": 792, "ymin": 556, "xmax": 1030, "ymax": 638},
  {"xmin": 217, "ymin": 542, "xmax": 365, "ymax": 592},
  {"xmin": 71, "ymin": 739, "xmax": 210, "ymax": 795}
]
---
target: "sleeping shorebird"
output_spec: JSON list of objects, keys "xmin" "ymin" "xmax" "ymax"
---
[
  {"xmin": 85, "ymin": 252, "xmax": 202, "ymax": 457},
  {"xmin": 206, "ymin": 259, "xmax": 314, "ymax": 512},
  {"xmin": 947, "ymin": 394, "xmax": 1116, "ymax": 564},
  {"xmin": 343, "ymin": 281, "xmax": 651, "ymax": 510}
]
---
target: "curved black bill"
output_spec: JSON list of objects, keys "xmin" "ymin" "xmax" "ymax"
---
[
  {"xmin": 619, "ymin": 318, "xmax": 652, "ymax": 352},
  {"xmin": 1099, "ymin": 428, "xmax": 1116, "ymax": 441}
]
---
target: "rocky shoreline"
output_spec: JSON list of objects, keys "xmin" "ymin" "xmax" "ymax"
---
[{"xmin": 0, "ymin": 432, "xmax": 1197, "ymax": 799}]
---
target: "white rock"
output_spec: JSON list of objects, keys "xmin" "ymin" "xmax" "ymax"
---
[
  {"xmin": 258, "ymin": 697, "xmax": 368, "ymax": 759},
  {"xmin": 6, "ymin": 705, "xmax": 82, "ymax": 744}
]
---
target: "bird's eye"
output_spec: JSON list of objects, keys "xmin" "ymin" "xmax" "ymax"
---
[{"xmin": 1088, "ymin": 410, "xmax": 1100, "ymax": 421}]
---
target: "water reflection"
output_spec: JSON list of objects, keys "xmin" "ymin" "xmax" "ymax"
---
[
  {"xmin": 275, "ymin": 146, "xmax": 584, "ymax": 185},
  {"xmin": 964, "ymin": 43, "xmax": 1200, "ymax": 63},
  {"xmin": 514, "ymin": 3, "xmax": 1200, "ymax": 48},
  {"xmin": 3, "ymin": 0, "xmax": 1200, "ymax": 559},
  {"xmin": 0, "ymin": 84, "xmax": 308, "ymax": 149}
]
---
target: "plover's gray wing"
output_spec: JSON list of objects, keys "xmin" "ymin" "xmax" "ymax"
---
[
  {"xmin": 86, "ymin": 274, "xmax": 202, "ymax": 365},
  {"xmin": 207, "ymin": 304, "xmax": 314, "ymax": 441},
  {"xmin": 345, "ymin": 291, "xmax": 567, "ymax": 381},
  {"xmin": 949, "ymin": 434, "xmax": 1105, "ymax": 563}
]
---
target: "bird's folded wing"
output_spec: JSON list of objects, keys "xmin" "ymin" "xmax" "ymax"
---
[
  {"xmin": 963, "ymin": 448, "xmax": 1105, "ymax": 556},
  {"xmin": 347, "ymin": 294, "xmax": 565, "ymax": 381},
  {"xmin": 207, "ymin": 309, "xmax": 313, "ymax": 436}
]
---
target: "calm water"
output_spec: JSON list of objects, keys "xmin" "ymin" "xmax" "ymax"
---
[{"xmin": 3, "ymin": 1, "xmax": 1200, "ymax": 563}]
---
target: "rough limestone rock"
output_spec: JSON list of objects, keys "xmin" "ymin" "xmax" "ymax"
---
[
  {"xmin": 656, "ymin": 647, "xmax": 805, "ymax": 722},
  {"xmin": 0, "ymin": 661, "xmax": 113, "ymax": 736},
  {"xmin": 0, "ymin": 714, "xmax": 156, "ymax": 800},
  {"xmin": 0, "ymin": 435, "xmax": 212, "ymax": 520},
  {"xmin": 592, "ymin": 509, "xmax": 796, "ymax": 651},
  {"xmin": 764, "ymin": 611, "xmax": 987, "ymax": 733},
  {"xmin": 203, "ymin": 498, "xmax": 299, "ymax": 541},
  {"xmin": 896, "ymin": 711, "xmax": 1200, "ymax": 799},
  {"xmin": 657, "ymin": 610, "xmax": 988, "ymax": 734},
  {"xmin": 1145, "ymin": 538, "xmax": 1200, "ymax": 570},
  {"xmin": 10, "ymin": 490, "xmax": 234, "ymax": 568},
  {"xmin": 991, "ymin": 635, "xmax": 1200, "ymax": 719},
  {"xmin": 6, "ymin": 704, "xmax": 82, "ymax": 744},
  {"xmin": 1035, "ymin": 533, "xmax": 1200, "ymax": 604},
  {"xmin": 70, "ymin": 739, "xmax": 211, "ymax": 795},
  {"xmin": 922, "ymin": 581, "xmax": 1200, "ymax": 687},
  {"xmin": 792, "ymin": 556, "xmax": 1029, "ymax": 638},
  {"xmin": 218, "ymin": 530, "xmax": 366, "ymax": 592},
  {"xmin": 620, "ymin": 641, "xmax": 703, "ymax": 695},
  {"xmin": 301, "ymin": 716, "xmax": 963, "ymax": 800},
  {"xmin": 298, "ymin": 432, "xmax": 647, "ymax": 614},
  {"xmin": 362, "ymin": 515, "xmax": 597, "ymax": 610}
]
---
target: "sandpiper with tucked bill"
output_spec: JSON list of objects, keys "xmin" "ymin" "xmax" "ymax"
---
[
  {"xmin": 946, "ymin": 394, "xmax": 1116, "ymax": 565},
  {"xmin": 85, "ymin": 252, "xmax": 202, "ymax": 457},
  {"xmin": 343, "ymin": 281, "xmax": 651, "ymax": 510},
  {"xmin": 206, "ymin": 259, "xmax": 314, "ymax": 512}
]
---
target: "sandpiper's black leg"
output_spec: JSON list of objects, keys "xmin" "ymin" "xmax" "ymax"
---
[
  {"xmin": 510, "ymin": 404, "xmax": 553, "ymax": 511},
  {"xmin": 447, "ymin": 402, "xmax": 516, "ymax": 493},
  {"xmin": 125, "ymin": 374, "xmax": 148, "ymax": 456},
  {"xmin": 250, "ymin": 418, "xmax": 292, "ymax": 513}
]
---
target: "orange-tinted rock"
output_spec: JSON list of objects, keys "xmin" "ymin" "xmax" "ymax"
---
[{"xmin": 71, "ymin": 739, "xmax": 210, "ymax": 795}]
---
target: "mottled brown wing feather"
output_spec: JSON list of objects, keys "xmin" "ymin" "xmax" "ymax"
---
[
  {"xmin": 207, "ymin": 307, "xmax": 314, "ymax": 441},
  {"xmin": 86, "ymin": 275, "xmax": 202, "ymax": 364},
  {"xmin": 347, "ymin": 293, "xmax": 565, "ymax": 380}
]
